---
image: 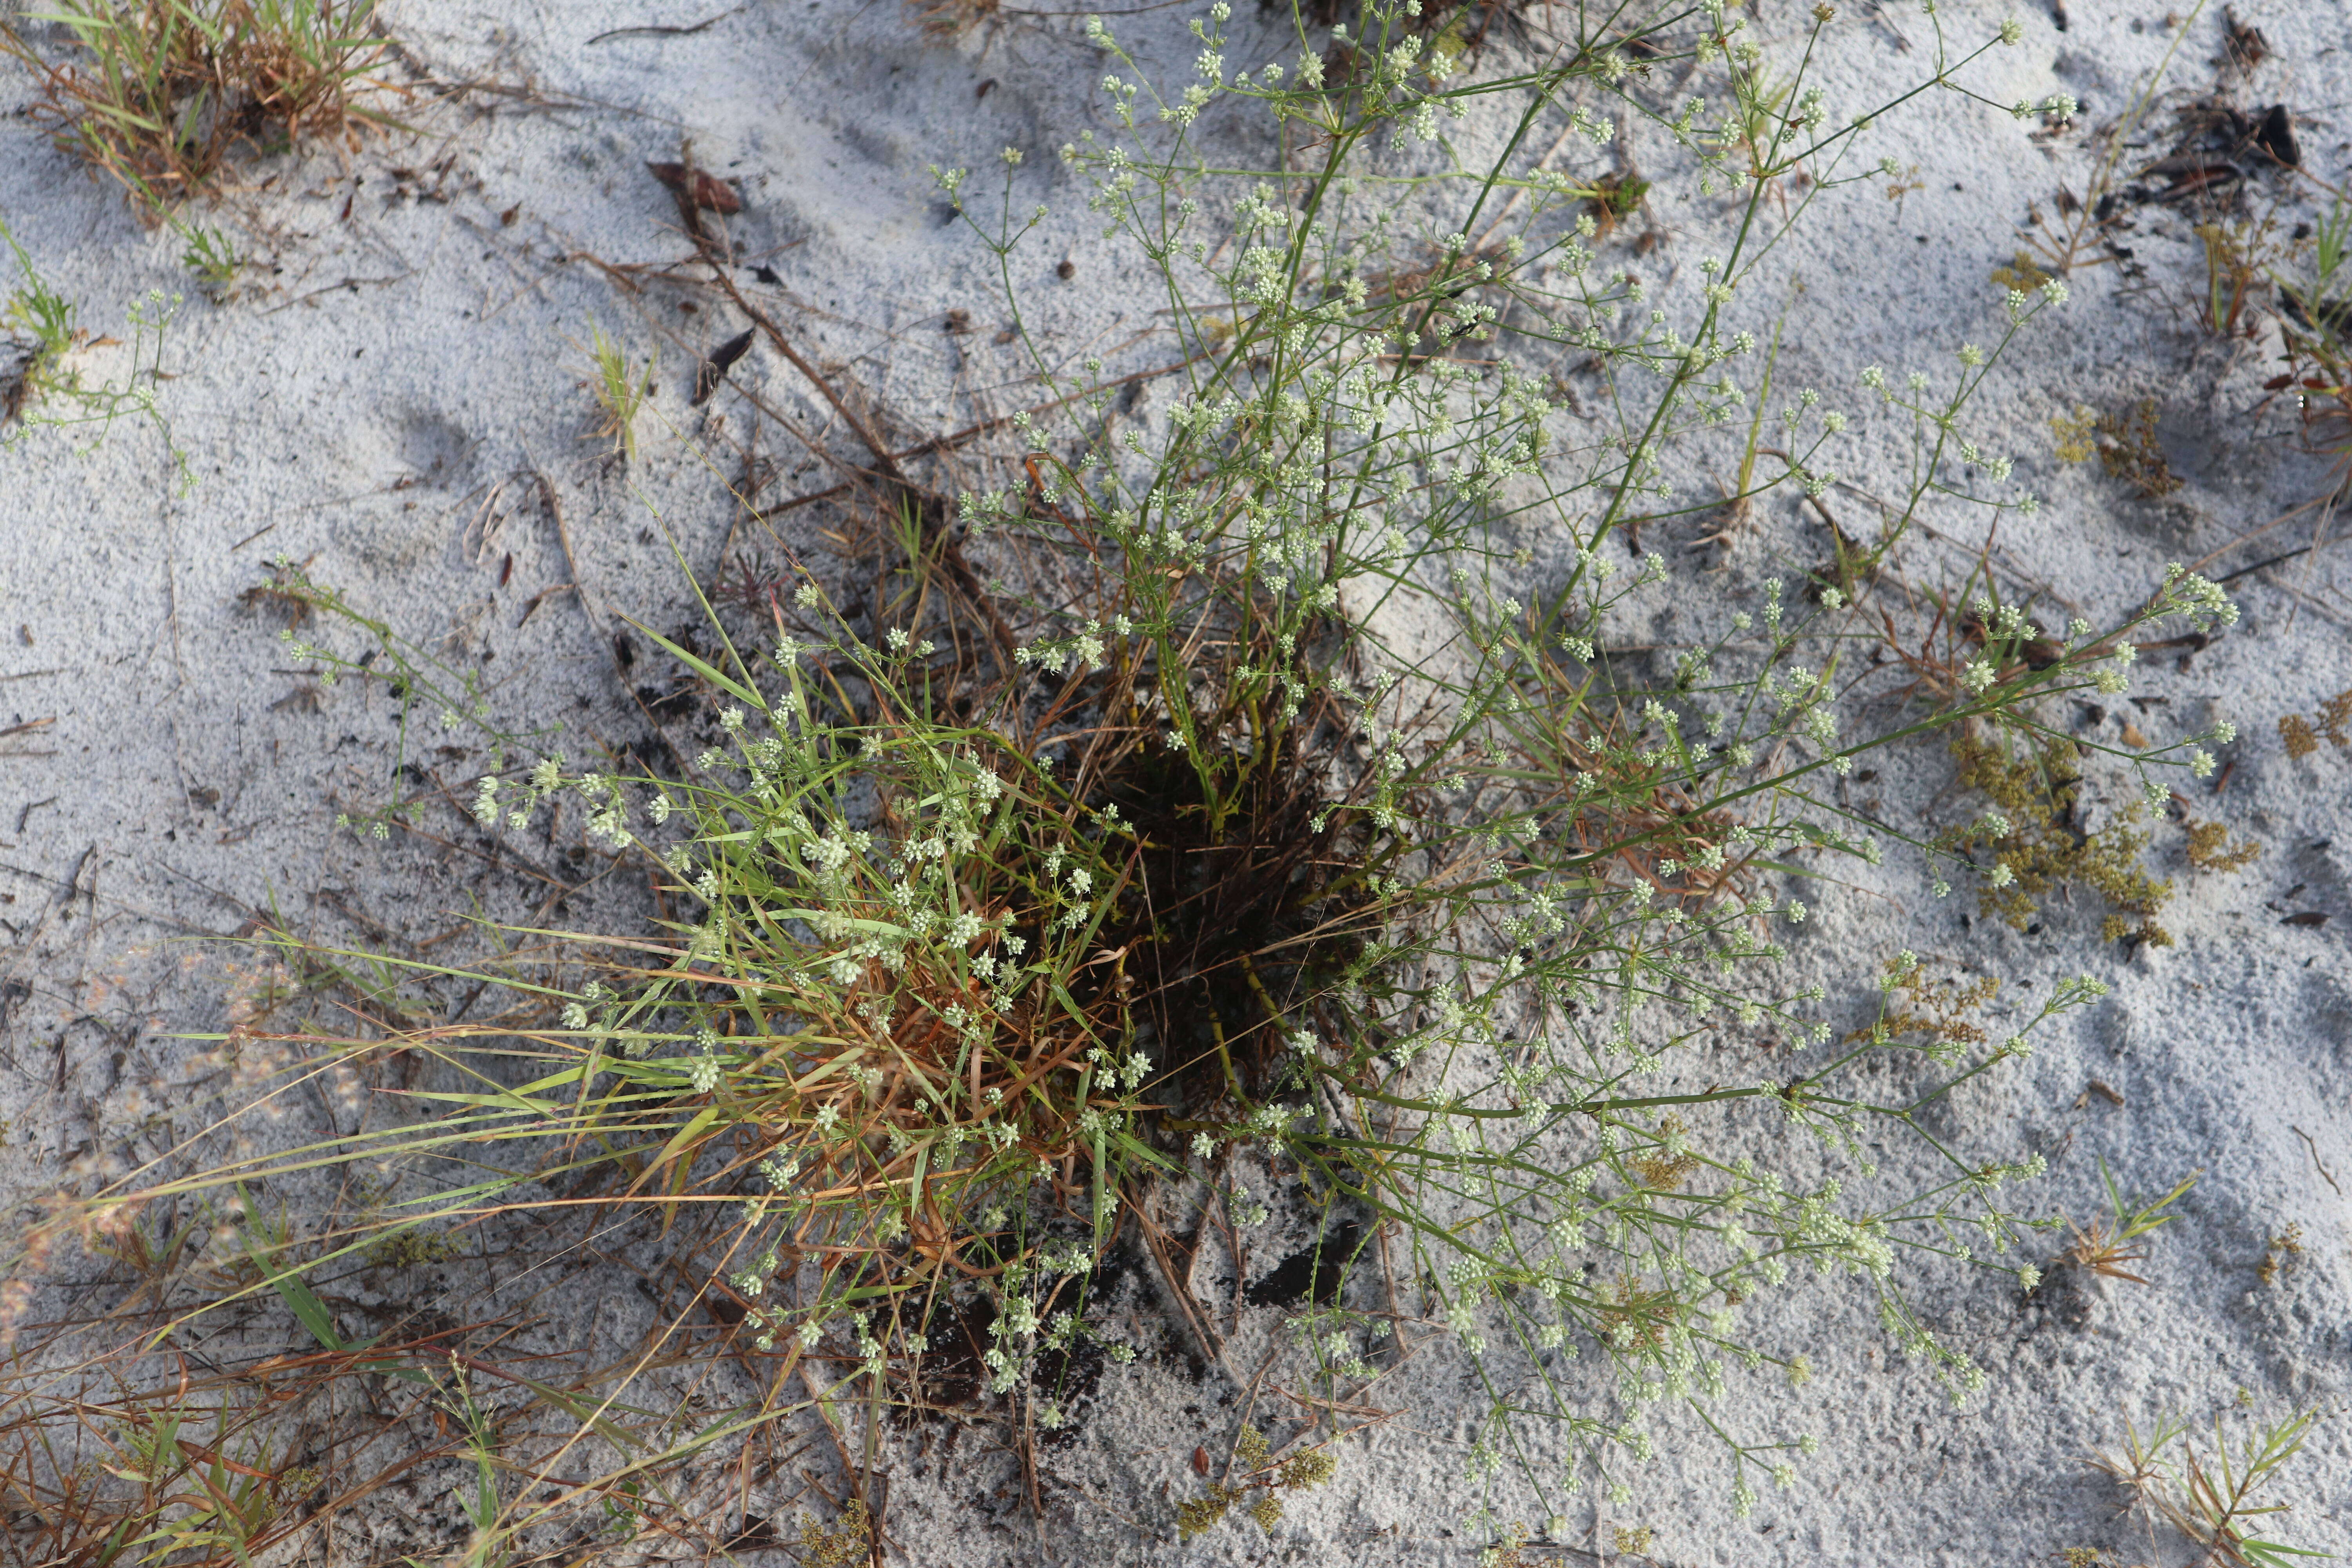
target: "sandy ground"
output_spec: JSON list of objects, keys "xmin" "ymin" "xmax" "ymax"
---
[{"xmin": 3, "ymin": 0, "xmax": 2350, "ymax": 1563}]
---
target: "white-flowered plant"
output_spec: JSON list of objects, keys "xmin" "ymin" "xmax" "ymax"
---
[{"xmin": 161, "ymin": 1, "xmax": 2251, "ymax": 1553}]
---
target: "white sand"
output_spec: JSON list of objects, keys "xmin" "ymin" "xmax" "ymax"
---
[{"xmin": 3, "ymin": 0, "xmax": 2348, "ymax": 1562}]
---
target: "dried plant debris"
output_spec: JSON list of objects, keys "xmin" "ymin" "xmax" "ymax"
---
[
  {"xmin": 2221, "ymin": 7, "xmax": 2269, "ymax": 74},
  {"xmin": 2279, "ymin": 689, "xmax": 2352, "ymax": 758},
  {"xmin": 646, "ymin": 159, "xmax": 743, "ymax": 214},
  {"xmin": 908, "ymin": 0, "xmax": 1001, "ymax": 37},
  {"xmin": 2098, "ymin": 399, "xmax": 2183, "ymax": 491},
  {"xmin": 2049, "ymin": 400, "xmax": 2184, "ymax": 494},
  {"xmin": 2050, "ymin": 399, "xmax": 2183, "ymax": 497}
]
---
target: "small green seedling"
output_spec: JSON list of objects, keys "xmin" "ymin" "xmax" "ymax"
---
[
  {"xmin": 2, "ymin": 218, "xmax": 188, "ymax": 486},
  {"xmin": 174, "ymin": 220, "xmax": 242, "ymax": 296},
  {"xmin": 579, "ymin": 321, "xmax": 653, "ymax": 463},
  {"xmin": 2, "ymin": 221, "xmax": 81, "ymax": 420},
  {"xmin": 2065, "ymin": 1159, "xmax": 2198, "ymax": 1284},
  {"xmin": 441, "ymin": 1359, "xmax": 510, "ymax": 1568}
]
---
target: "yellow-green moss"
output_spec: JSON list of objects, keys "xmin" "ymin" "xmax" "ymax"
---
[
  {"xmin": 361, "ymin": 1228, "xmax": 459, "ymax": 1269},
  {"xmin": 1941, "ymin": 732, "xmax": 2174, "ymax": 946},
  {"xmin": 2279, "ymin": 688, "xmax": 2352, "ymax": 759},
  {"xmin": 1177, "ymin": 1428, "xmax": 1336, "ymax": 1541},
  {"xmin": 797, "ymin": 1501, "xmax": 871, "ymax": 1567},
  {"xmin": 2183, "ymin": 818, "xmax": 2261, "ymax": 874}
]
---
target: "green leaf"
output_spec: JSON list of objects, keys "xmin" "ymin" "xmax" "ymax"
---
[
  {"xmin": 234, "ymin": 1186, "xmax": 432, "ymax": 1385},
  {"xmin": 1091, "ymin": 1126, "xmax": 1113, "ymax": 1246},
  {"xmin": 1111, "ymin": 1127, "xmax": 1181, "ymax": 1175},
  {"xmin": 628, "ymin": 619, "xmax": 766, "ymax": 710},
  {"xmin": 642, "ymin": 1103, "xmax": 722, "ymax": 1187},
  {"xmin": 238, "ymin": 1184, "xmax": 342, "ymax": 1352}
]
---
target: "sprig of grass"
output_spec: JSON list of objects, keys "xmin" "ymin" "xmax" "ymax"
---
[
  {"xmin": 2089, "ymin": 1406, "xmax": 2332, "ymax": 1568},
  {"xmin": 579, "ymin": 321, "xmax": 653, "ymax": 464},
  {"xmin": 2065, "ymin": 1158, "xmax": 2199, "ymax": 1285}
]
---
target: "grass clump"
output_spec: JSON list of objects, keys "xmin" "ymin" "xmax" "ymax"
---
[{"xmin": 5, "ymin": 0, "xmax": 399, "ymax": 211}]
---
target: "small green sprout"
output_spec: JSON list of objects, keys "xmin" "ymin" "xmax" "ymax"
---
[
  {"xmin": 2065, "ymin": 1159, "xmax": 2198, "ymax": 1284},
  {"xmin": 580, "ymin": 321, "xmax": 653, "ymax": 463}
]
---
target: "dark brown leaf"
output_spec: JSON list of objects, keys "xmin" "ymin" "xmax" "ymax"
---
[
  {"xmin": 2282, "ymin": 911, "xmax": 2329, "ymax": 927},
  {"xmin": 2254, "ymin": 103, "xmax": 2299, "ymax": 167},
  {"xmin": 646, "ymin": 161, "xmax": 742, "ymax": 214},
  {"xmin": 693, "ymin": 327, "xmax": 757, "ymax": 406}
]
